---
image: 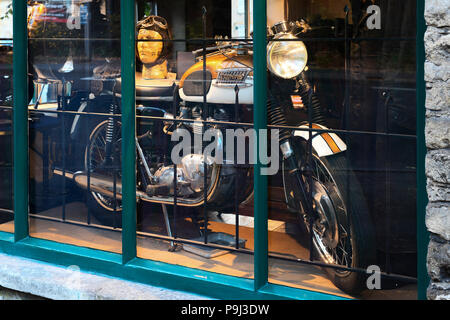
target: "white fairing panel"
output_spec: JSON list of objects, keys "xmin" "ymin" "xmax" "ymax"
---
[
  {"xmin": 294, "ymin": 123, "xmax": 347, "ymax": 157},
  {"xmin": 180, "ymin": 79, "xmax": 254, "ymax": 104}
]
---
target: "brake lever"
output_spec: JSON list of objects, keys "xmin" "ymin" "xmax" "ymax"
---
[{"xmin": 294, "ymin": 20, "xmax": 312, "ymax": 34}]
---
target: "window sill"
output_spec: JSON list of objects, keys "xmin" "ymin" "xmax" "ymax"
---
[{"xmin": 0, "ymin": 252, "xmax": 208, "ymax": 300}]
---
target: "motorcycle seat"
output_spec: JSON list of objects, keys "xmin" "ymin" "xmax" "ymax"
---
[{"xmin": 114, "ymin": 72, "xmax": 177, "ymax": 101}]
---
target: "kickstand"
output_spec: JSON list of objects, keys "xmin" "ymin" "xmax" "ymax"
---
[{"xmin": 162, "ymin": 204, "xmax": 178, "ymax": 252}]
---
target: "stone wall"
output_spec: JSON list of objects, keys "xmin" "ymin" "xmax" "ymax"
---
[{"xmin": 424, "ymin": 0, "xmax": 450, "ymax": 300}]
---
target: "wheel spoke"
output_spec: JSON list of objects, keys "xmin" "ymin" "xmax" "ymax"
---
[{"xmin": 87, "ymin": 122, "xmax": 123, "ymax": 211}]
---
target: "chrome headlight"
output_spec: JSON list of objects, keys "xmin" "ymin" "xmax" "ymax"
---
[{"xmin": 267, "ymin": 33, "xmax": 308, "ymax": 79}]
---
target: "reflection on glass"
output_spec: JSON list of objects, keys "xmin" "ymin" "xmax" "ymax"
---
[
  {"xmin": 134, "ymin": 1, "xmax": 254, "ymax": 279},
  {"xmin": 266, "ymin": 0, "xmax": 417, "ymax": 300},
  {"xmin": 0, "ymin": 0, "xmax": 14, "ymax": 232},
  {"xmin": 27, "ymin": 0, "xmax": 123, "ymax": 253},
  {"xmin": 137, "ymin": 0, "xmax": 231, "ymax": 40},
  {"xmin": 231, "ymin": 0, "xmax": 253, "ymax": 38}
]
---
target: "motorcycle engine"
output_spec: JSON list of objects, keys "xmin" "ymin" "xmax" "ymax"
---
[{"xmin": 148, "ymin": 154, "xmax": 214, "ymax": 197}]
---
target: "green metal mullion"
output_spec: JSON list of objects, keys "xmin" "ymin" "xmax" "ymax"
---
[
  {"xmin": 121, "ymin": 0, "xmax": 137, "ymax": 264},
  {"xmin": 12, "ymin": 0, "xmax": 29, "ymax": 241},
  {"xmin": 253, "ymin": 0, "xmax": 268, "ymax": 291}
]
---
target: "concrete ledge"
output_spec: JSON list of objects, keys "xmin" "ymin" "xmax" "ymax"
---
[
  {"xmin": 0, "ymin": 253, "xmax": 210, "ymax": 300},
  {"xmin": 0, "ymin": 286, "xmax": 43, "ymax": 300}
]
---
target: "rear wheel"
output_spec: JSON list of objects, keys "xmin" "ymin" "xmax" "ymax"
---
[{"xmin": 84, "ymin": 120, "xmax": 122, "ymax": 227}]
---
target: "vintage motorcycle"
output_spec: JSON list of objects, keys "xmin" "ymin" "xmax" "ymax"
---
[
  {"xmin": 77, "ymin": 20, "xmax": 375, "ymax": 294},
  {"xmin": 28, "ymin": 1, "xmax": 375, "ymax": 294}
]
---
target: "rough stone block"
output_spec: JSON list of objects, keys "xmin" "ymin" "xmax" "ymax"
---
[
  {"xmin": 428, "ymin": 282, "xmax": 450, "ymax": 300},
  {"xmin": 425, "ymin": 27, "xmax": 450, "ymax": 64},
  {"xmin": 425, "ymin": 0, "xmax": 450, "ymax": 28},
  {"xmin": 427, "ymin": 238, "xmax": 450, "ymax": 281},
  {"xmin": 426, "ymin": 205, "xmax": 450, "ymax": 241},
  {"xmin": 427, "ymin": 181, "xmax": 450, "ymax": 202},
  {"xmin": 425, "ymin": 117, "xmax": 450, "ymax": 149},
  {"xmin": 426, "ymin": 82, "xmax": 450, "ymax": 116},
  {"xmin": 426, "ymin": 149, "xmax": 450, "ymax": 184},
  {"xmin": 425, "ymin": 61, "xmax": 450, "ymax": 83}
]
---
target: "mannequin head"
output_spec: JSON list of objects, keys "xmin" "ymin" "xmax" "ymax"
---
[
  {"xmin": 137, "ymin": 29, "xmax": 164, "ymax": 65},
  {"xmin": 136, "ymin": 15, "xmax": 171, "ymax": 79}
]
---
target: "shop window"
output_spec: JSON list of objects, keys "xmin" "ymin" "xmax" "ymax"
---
[{"xmin": 1, "ymin": 0, "xmax": 419, "ymax": 299}]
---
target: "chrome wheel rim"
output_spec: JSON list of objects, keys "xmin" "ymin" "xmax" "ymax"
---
[{"xmin": 307, "ymin": 155, "xmax": 353, "ymax": 275}]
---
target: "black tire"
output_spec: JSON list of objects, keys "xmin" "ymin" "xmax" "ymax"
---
[
  {"xmin": 207, "ymin": 166, "xmax": 253, "ymax": 212},
  {"xmin": 284, "ymin": 144, "xmax": 376, "ymax": 295},
  {"xmin": 314, "ymin": 153, "xmax": 376, "ymax": 294},
  {"xmin": 86, "ymin": 191, "xmax": 122, "ymax": 228},
  {"xmin": 84, "ymin": 120, "xmax": 123, "ymax": 228}
]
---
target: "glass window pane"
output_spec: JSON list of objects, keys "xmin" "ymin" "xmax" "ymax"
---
[
  {"xmin": 266, "ymin": 0, "xmax": 417, "ymax": 299},
  {"xmin": 0, "ymin": 0, "xmax": 14, "ymax": 233},
  {"xmin": 134, "ymin": 1, "xmax": 255, "ymax": 279},
  {"xmin": 27, "ymin": 0, "xmax": 122, "ymax": 253},
  {"xmin": 137, "ymin": 0, "xmax": 248, "ymax": 40}
]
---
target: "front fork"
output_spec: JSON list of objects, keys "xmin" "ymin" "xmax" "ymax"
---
[{"xmin": 280, "ymin": 139, "xmax": 317, "ymax": 222}]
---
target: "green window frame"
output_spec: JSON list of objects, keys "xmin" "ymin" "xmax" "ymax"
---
[{"xmin": 0, "ymin": 0, "xmax": 427, "ymax": 300}]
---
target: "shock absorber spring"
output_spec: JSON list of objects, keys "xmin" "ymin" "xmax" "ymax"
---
[
  {"xmin": 297, "ymin": 77, "xmax": 326, "ymax": 126},
  {"xmin": 105, "ymin": 102, "xmax": 117, "ymax": 144},
  {"xmin": 267, "ymin": 96, "xmax": 291, "ymax": 142},
  {"xmin": 104, "ymin": 102, "xmax": 118, "ymax": 165}
]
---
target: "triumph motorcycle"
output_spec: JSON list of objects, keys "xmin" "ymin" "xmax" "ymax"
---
[
  {"xmin": 84, "ymin": 20, "xmax": 375, "ymax": 294},
  {"xmin": 28, "ymin": 2, "xmax": 375, "ymax": 294}
]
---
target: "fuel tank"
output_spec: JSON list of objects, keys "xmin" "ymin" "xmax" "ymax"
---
[{"xmin": 179, "ymin": 51, "xmax": 254, "ymax": 105}]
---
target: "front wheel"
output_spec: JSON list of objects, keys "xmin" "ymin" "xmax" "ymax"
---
[{"xmin": 284, "ymin": 146, "xmax": 376, "ymax": 294}]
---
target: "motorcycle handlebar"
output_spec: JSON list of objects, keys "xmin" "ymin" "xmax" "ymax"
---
[{"xmin": 191, "ymin": 42, "xmax": 252, "ymax": 55}]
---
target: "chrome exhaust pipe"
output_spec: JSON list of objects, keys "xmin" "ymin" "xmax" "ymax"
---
[
  {"xmin": 73, "ymin": 171, "xmax": 124, "ymax": 201},
  {"xmin": 52, "ymin": 169, "xmax": 208, "ymax": 206},
  {"xmin": 54, "ymin": 170, "xmax": 156, "ymax": 202},
  {"xmin": 53, "ymin": 169, "xmax": 125, "ymax": 200}
]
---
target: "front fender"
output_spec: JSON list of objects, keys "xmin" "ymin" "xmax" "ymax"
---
[{"xmin": 293, "ymin": 123, "xmax": 347, "ymax": 157}]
